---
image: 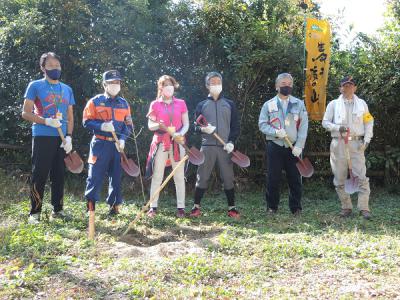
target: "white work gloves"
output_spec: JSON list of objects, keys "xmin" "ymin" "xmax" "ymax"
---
[
  {"xmin": 173, "ymin": 132, "xmax": 185, "ymax": 144},
  {"xmin": 275, "ymin": 128, "xmax": 287, "ymax": 139},
  {"xmin": 292, "ymin": 146, "xmax": 302, "ymax": 157},
  {"xmin": 115, "ymin": 139, "xmax": 125, "ymax": 152},
  {"xmin": 201, "ymin": 124, "xmax": 216, "ymax": 135},
  {"xmin": 45, "ymin": 118, "xmax": 61, "ymax": 128},
  {"xmin": 60, "ymin": 136, "xmax": 72, "ymax": 154},
  {"xmin": 101, "ymin": 121, "xmax": 115, "ymax": 132},
  {"xmin": 224, "ymin": 142, "xmax": 234, "ymax": 154},
  {"xmin": 360, "ymin": 141, "xmax": 369, "ymax": 152}
]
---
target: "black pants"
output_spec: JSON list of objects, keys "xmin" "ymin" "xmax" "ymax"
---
[
  {"xmin": 265, "ymin": 142, "xmax": 302, "ymax": 213},
  {"xmin": 30, "ymin": 136, "xmax": 65, "ymax": 215}
]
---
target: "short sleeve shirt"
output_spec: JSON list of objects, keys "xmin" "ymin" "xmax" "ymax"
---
[{"xmin": 24, "ymin": 78, "xmax": 75, "ymax": 136}]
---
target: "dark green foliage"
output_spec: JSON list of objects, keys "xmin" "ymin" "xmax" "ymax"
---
[{"xmin": 0, "ymin": 0, "xmax": 399, "ymax": 182}]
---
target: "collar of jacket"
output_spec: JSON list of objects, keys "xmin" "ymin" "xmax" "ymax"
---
[
  {"xmin": 103, "ymin": 93, "xmax": 123, "ymax": 103},
  {"xmin": 207, "ymin": 94, "xmax": 224, "ymax": 101},
  {"xmin": 275, "ymin": 95, "xmax": 298, "ymax": 104}
]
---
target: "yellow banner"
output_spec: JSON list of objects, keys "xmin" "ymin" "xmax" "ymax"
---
[{"xmin": 304, "ymin": 18, "xmax": 331, "ymax": 120}]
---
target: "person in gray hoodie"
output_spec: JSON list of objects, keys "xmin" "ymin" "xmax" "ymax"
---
[{"xmin": 190, "ymin": 72, "xmax": 240, "ymax": 219}]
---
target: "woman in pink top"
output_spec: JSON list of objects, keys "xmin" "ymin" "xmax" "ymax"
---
[{"xmin": 145, "ymin": 75, "xmax": 189, "ymax": 218}]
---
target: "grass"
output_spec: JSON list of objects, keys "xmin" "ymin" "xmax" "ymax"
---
[{"xmin": 0, "ymin": 172, "xmax": 400, "ymax": 299}]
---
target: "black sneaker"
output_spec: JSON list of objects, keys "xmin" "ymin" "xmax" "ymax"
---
[
  {"xmin": 109, "ymin": 205, "xmax": 121, "ymax": 216},
  {"xmin": 292, "ymin": 209, "xmax": 302, "ymax": 217},
  {"xmin": 51, "ymin": 210, "xmax": 72, "ymax": 221}
]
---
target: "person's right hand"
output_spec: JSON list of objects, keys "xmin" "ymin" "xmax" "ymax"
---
[
  {"xmin": 101, "ymin": 121, "xmax": 115, "ymax": 132},
  {"xmin": 200, "ymin": 124, "xmax": 216, "ymax": 135},
  {"xmin": 173, "ymin": 132, "xmax": 185, "ymax": 144},
  {"xmin": 44, "ymin": 118, "xmax": 62, "ymax": 128},
  {"xmin": 275, "ymin": 128, "xmax": 287, "ymax": 139},
  {"xmin": 339, "ymin": 126, "xmax": 348, "ymax": 134}
]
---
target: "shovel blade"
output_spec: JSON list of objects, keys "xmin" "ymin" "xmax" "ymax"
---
[
  {"xmin": 345, "ymin": 174, "xmax": 359, "ymax": 194},
  {"xmin": 231, "ymin": 150, "xmax": 250, "ymax": 168},
  {"xmin": 121, "ymin": 156, "xmax": 140, "ymax": 177},
  {"xmin": 187, "ymin": 146, "xmax": 205, "ymax": 165},
  {"xmin": 64, "ymin": 151, "xmax": 84, "ymax": 174},
  {"xmin": 296, "ymin": 157, "xmax": 314, "ymax": 178}
]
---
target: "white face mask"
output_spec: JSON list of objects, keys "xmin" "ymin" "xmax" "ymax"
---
[
  {"xmin": 162, "ymin": 85, "xmax": 174, "ymax": 98},
  {"xmin": 106, "ymin": 83, "xmax": 120, "ymax": 96},
  {"xmin": 209, "ymin": 84, "xmax": 222, "ymax": 96}
]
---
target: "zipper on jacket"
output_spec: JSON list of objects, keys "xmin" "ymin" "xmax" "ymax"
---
[{"xmin": 215, "ymin": 100, "xmax": 219, "ymax": 146}]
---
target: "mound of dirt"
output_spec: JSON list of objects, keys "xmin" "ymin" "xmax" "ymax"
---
[{"xmin": 108, "ymin": 224, "xmax": 222, "ymax": 259}]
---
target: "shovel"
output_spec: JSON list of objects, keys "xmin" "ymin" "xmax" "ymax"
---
[
  {"xmin": 195, "ymin": 115, "xmax": 250, "ymax": 168},
  {"xmin": 111, "ymin": 131, "xmax": 140, "ymax": 177},
  {"xmin": 283, "ymin": 136, "xmax": 314, "ymax": 178},
  {"xmin": 87, "ymin": 201, "xmax": 95, "ymax": 240},
  {"xmin": 342, "ymin": 131, "xmax": 360, "ymax": 194},
  {"xmin": 57, "ymin": 127, "xmax": 84, "ymax": 174},
  {"xmin": 123, "ymin": 154, "xmax": 189, "ymax": 235},
  {"xmin": 158, "ymin": 122, "xmax": 204, "ymax": 166},
  {"xmin": 267, "ymin": 117, "xmax": 314, "ymax": 178}
]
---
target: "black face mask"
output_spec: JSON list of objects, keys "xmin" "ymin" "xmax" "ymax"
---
[
  {"xmin": 279, "ymin": 86, "xmax": 292, "ymax": 96},
  {"xmin": 46, "ymin": 69, "xmax": 62, "ymax": 80}
]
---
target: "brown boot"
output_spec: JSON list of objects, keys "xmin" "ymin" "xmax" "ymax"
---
[
  {"xmin": 339, "ymin": 209, "xmax": 352, "ymax": 217},
  {"xmin": 360, "ymin": 210, "xmax": 371, "ymax": 220}
]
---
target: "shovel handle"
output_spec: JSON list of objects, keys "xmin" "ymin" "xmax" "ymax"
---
[
  {"xmin": 212, "ymin": 132, "xmax": 227, "ymax": 146},
  {"xmin": 111, "ymin": 131, "xmax": 121, "ymax": 149},
  {"xmin": 160, "ymin": 122, "xmax": 201, "ymax": 161},
  {"xmin": 345, "ymin": 144, "xmax": 353, "ymax": 170},
  {"xmin": 158, "ymin": 122, "xmax": 188, "ymax": 148},
  {"xmin": 123, "ymin": 154, "xmax": 189, "ymax": 235},
  {"xmin": 57, "ymin": 127, "xmax": 67, "ymax": 144},
  {"xmin": 283, "ymin": 136, "xmax": 294, "ymax": 150},
  {"xmin": 196, "ymin": 114, "xmax": 240, "ymax": 157},
  {"xmin": 111, "ymin": 131, "xmax": 130, "ymax": 164},
  {"xmin": 340, "ymin": 132, "xmax": 353, "ymax": 171},
  {"xmin": 195, "ymin": 114, "xmax": 225, "ymax": 145},
  {"xmin": 88, "ymin": 211, "xmax": 95, "ymax": 240}
]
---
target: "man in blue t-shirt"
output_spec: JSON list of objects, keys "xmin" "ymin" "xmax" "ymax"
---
[{"xmin": 22, "ymin": 52, "xmax": 76, "ymax": 224}]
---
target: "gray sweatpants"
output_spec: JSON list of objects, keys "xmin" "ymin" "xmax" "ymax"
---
[
  {"xmin": 330, "ymin": 138, "xmax": 370, "ymax": 211},
  {"xmin": 195, "ymin": 146, "xmax": 234, "ymax": 190}
]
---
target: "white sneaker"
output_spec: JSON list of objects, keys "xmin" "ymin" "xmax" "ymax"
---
[{"xmin": 28, "ymin": 214, "xmax": 40, "ymax": 224}]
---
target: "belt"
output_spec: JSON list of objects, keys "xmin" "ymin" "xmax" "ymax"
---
[
  {"xmin": 333, "ymin": 136, "xmax": 364, "ymax": 141},
  {"xmin": 95, "ymin": 134, "xmax": 114, "ymax": 141},
  {"xmin": 267, "ymin": 140, "xmax": 291, "ymax": 148}
]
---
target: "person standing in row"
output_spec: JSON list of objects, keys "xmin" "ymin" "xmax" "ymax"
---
[
  {"xmin": 322, "ymin": 76, "xmax": 374, "ymax": 219},
  {"xmin": 83, "ymin": 70, "xmax": 133, "ymax": 216},
  {"xmin": 145, "ymin": 75, "xmax": 189, "ymax": 218},
  {"xmin": 22, "ymin": 52, "xmax": 75, "ymax": 224},
  {"xmin": 258, "ymin": 73, "xmax": 309, "ymax": 216},
  {"xmin": 190, "ymin": 71, "xmax": 240, "ymax": 219}
]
